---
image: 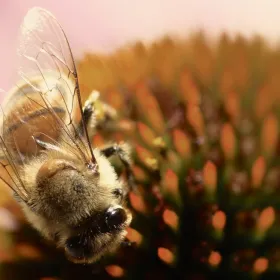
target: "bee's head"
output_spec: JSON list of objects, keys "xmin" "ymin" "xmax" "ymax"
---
[
  {"xmin": 26, "ymin": 149, "xmax": 132, "ymax": 263},
  {"xmin": 64, "ymin": 205, "xmax": 132, "ymax": 263}
]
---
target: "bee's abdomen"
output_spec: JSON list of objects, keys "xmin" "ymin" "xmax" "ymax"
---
[{"xmin": 1, "ymin": 77, "xmax": 69, "ymax": 159}]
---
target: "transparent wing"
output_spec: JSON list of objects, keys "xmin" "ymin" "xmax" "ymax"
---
[{"xmin": 0, "ymin": 7, "xmax": 96, "ymax": 202}]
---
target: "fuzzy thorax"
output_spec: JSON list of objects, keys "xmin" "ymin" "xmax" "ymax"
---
[{"xmin": 19, "ymin": 146, "xmax": 132, "ymax": 263}]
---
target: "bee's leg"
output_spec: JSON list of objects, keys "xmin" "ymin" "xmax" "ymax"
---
[
  {"xmin": 101, "ymin": 143, "xmax": 136, "ymax": 192},
  {"xmin": 77, "ymin": 90, "xmax": 118, "ymax": 138},
  {"xmin": 76, "ymin": 93, "xmax": 97, "ymax": 139}
]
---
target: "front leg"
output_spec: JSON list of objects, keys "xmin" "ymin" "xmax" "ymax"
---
[
  {"xmin": 101, "ymin": 143, "xmax": 136, "ymax": 192},
  {"xmin": 77, "ymin": 90, "xmax": 118, "ymax": 139}
]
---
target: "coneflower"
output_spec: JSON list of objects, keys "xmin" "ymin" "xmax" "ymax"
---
[{"xmin": 0, "ymin": 32, "xmax": 279, "ymax": 280}]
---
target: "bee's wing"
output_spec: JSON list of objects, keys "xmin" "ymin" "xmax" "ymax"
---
[{"xmin": 0, "ymin": 7, "xmax": 97, "ymax": 202}]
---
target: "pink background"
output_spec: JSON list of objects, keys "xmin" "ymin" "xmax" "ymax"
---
[{"xmin": 1, "ymin": 0, "xmax": 280, "ymax": 92}]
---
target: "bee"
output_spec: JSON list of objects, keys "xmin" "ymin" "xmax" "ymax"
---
[{"xmin": 0, "ymin": 7, "xmax": 135, "ymax": 264}]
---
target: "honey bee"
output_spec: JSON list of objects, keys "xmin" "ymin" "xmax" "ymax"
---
[{"xmin": 0, "ymin": 7, "xmax": 135, "ymax": 264}]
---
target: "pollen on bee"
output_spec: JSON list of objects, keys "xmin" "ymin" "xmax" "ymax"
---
[
  {"xmin": 126, "ymin": 227, "xmax": 143, "ymax": 246},
  {"xmin": 105, "ymin": 265, "xmax": 125, "ymax": 278},
  {"xmin": 157, "ymin": 247, "xmax": 175, "ymax": 265}
]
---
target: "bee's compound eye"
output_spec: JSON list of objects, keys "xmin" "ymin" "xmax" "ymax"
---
[
  {"xmin": 65, "ymin": 236, "xmax": 93, "ymax": 260},
  {"xmin": 105, "ymin": 207, "xmax": 127, "ymax": 230},
  {"xmin": 113, "ymin": 188, "xmax": 123, "ymax": 198}
]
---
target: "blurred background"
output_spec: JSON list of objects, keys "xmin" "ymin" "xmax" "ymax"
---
[
  {"xmin": 0, "ymin": 1, "xmax": 280, "ymax": 280},
  {"xmin": 1, "ymin": 0, "xmax": 280, "ymax": 90}
]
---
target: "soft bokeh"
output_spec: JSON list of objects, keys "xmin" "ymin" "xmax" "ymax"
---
[
  {"xmin": 1, "ymin": 0, "xmax": 280, "ymax": 92},
  {"xmin": 0, "ymin": 1, "xmax": 280, "ymax": 279}
]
